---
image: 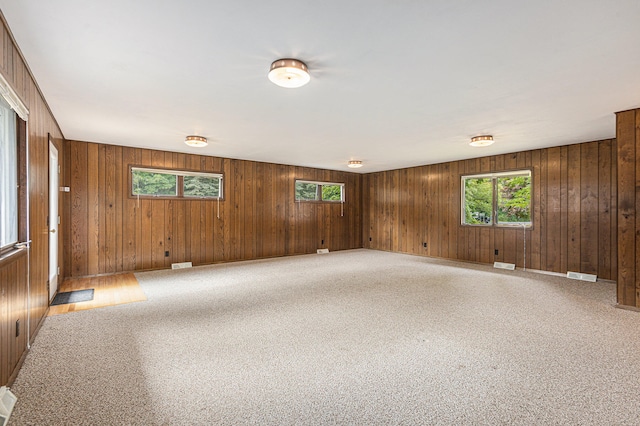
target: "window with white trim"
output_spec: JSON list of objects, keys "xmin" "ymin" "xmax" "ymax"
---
[
  {"xmin": 295, "ymin": 180, "xmax": 344, "ymax": 202},
  {"xmin": 462, "ymin": 170, "xmax": 532, "ymax": 227},
  {"xmin": 0, "ymin": 95, "xmax": 18, "ymax": 250},
  {"xmin": 131, "ymin": 167, "xmax": 223, "ymax": 199}
]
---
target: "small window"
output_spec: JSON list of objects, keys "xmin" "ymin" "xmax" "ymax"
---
[
  {"xmin": 132, "ymin": 170, "xmax": 177, "ymax": 197},
  {"xmin": 295, "ymin": 181, "xmax": 320, "ymax": 201},
  {"xmin": 462, "ymin": 170, "xmax": 531, "ymax": 227},
  {"xmin": 131, "ymin": 167, "xmax": 223, "ymax": 199},
  {"xmin": 295, "ymin": 180, "xmax": 344, "ymax": 202},
  {"xmin": 321, "ymin": 184, "xmax": 343, "ymax": 201},
  {"xmin": 0, "ymin": 96, "xmax": 18, "ymax": 250},
  {"xmin": 497, "ymin": 174, "xmax": 531, "ymax": 225},
  {"xmin": 184, "ymin": 175, "xmax": 221, "ymax": 198}
]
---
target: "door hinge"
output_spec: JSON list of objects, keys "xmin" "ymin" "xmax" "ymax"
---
[{"xmin": 57, "ymin": 266, "xmax": 60, "ymax": 275}]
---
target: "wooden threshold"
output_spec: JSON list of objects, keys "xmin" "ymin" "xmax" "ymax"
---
[{"xmin": 48, "ymin": 273, "xmax": 146, "ymax": 316}]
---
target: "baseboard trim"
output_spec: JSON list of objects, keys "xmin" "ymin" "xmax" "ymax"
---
[{"xmin": 614, "ymin": 304, "xmax": 640, "ymax": 313}]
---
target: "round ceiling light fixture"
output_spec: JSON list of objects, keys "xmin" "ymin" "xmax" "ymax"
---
[
  {"xmin": 469, "ymin": 135, "xmax": 494, "ymax": 147},
  {"xmin": 184, "ymin": 135, "xmax": 208, "ymax": 147},
  {"xmin": 348, "ymin": 160, "xmax": 363, "ymax": 168},
  {"xmin": 268, "ymin": 58, "xmax": 310, "ymax": 88}
]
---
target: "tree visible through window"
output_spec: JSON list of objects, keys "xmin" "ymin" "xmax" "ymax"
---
[
  {"xmin": 462, "ymin": 171, "xmax": 531, "ymax": 227},
  {"xmin": 295, "ymin": 180, "xmax": 344, "ymax": 202},
  {"xmin": 184, "ymin": 175, "xmax": 220, "ymax": 198},
  {"xmin": 132, "ymin": 171, "xmax": 177, "ymax": 196},
  {"xmin": 131, "ymin": 167, "xmax": 222, "ymax": 199},
  {"xmin": 0, "ymin": 96, "xmax": 18, "ymax": 250}
]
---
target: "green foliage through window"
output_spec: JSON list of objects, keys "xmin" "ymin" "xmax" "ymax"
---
[
  {"xmin": 464, "ymin": 178, "xmax": 492, "ymax": 224},
  {"xmin": 131, "ymin": 167, "xmax": 222, "ymax": 199},
  {"xmin": 322, "ymin": 185, "xmax": 342, "ymax": 201},
  {"xmin": 462, "ymin": 171, "xmax": 531, "ymax": 227},
  {"xmin": 295, "ymin": 182, "xmax": 319, "ymax": 201},
  {"xmin": 184, "ymin": 176, "xmax": 220, "ymax": 198},
  {"xmin": 295, "ymin": 180, "xmax": 344, "ymax": 202},
  {"xmin": 497, "ymin": 176, "xmax": 531, "ymax": 223},
  {"xmin": 132, "ymin": 171, "xmax": 177, "ymax": 196}
]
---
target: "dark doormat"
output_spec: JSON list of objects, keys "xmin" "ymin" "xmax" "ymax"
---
[{"xmin": 51, "ymin": 289, "xmax": 95, "ymax": 306}]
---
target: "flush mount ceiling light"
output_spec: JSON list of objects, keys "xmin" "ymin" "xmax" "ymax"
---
[
  {"xmin": 348, "ymin": 160, "xmax": 363, "ymax": 168},
  {"xmin": 469, "ymin": 135, "xmax": 494, "ymax": 147},
  {"xmin": 184, "ymin": 135, "xmax": 208, "ymax": 147},
  {"xmin": 268, "ymin": 58, "xmax": 310, "ymax": 88}
]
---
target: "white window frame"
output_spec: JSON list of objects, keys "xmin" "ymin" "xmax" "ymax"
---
[
  {"xmin": 295, "ymin": 180, "xmax": 345, "ymax": 202},
  {"xmin": 131, "ymin": 167, "xmax": 223, "ymax": 199},
  {"xmin": 0, "ymin": 95, "xmax": 18, "ymax": 251},
  {"xmin": 461, "ymin": 169, "xmax": 532, "ymax": 228}
]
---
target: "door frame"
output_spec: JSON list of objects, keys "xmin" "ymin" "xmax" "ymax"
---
[{"xmin": 48, "ymin": 138, "xmax": 59, "ymax": 302}]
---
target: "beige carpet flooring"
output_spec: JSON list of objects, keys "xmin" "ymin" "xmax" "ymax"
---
[{"xmin": 9, "ymin": 249, "xmax": 640, "ymax": 425}]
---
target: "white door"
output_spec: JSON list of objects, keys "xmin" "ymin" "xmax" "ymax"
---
[{"xmin": 49, "ymin": 141, "xmax": 59, "ymax": 301}]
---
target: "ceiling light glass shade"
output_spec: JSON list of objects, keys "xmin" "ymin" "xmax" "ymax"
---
[
  {"xmin": 268, "ymin": 58, "xmax": 310, "ymax": 88},
  {"xmin": 469, "ymin": 135, "xmax": 494, "ymax": 147},
  {"xmin": 184, "ymin": 135, "xmax": 208, "ymax": 147},
  {"xmin": 348, "ymin": 160, "xmax": 363, "ymax": 168}
]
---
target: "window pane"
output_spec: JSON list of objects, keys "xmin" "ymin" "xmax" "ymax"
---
[
  {"xmin": 497, "ymin": 175, "xmax": 531, "ymax": 225},
  {"xmin": 132, "ymin": 171, "xmax": 177, "ymax": 196},
  {"xmin": 295, "ymin": 182, "xmax": 319, "ymax": 200},
  {"xmin": 321, "ymin": 184, "xmax": 342, "ymax": 201},
  {"xmin": 184, "ymin": 176, "xmax": 221, "ymax": 198},
  {"xmin": 463, "ymin": 177, "xmax": 493, "ymax": 225},
  {"xmin": 0, "ymin": 97, "xmax": 17, "ymax": 248}
]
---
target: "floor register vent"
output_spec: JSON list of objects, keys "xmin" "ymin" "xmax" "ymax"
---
[
  {"xmin": 566, "ymin": 271, "xmax": 597, "ymax": 282},
  {"xmin": 493, "ymin": 262, "xmax": 516, "ymax": 270},
  {"xmin": 171, "ymin": 262, "xmax": 193, "ymax": 270},
  {"xmin": 0, "ymin": 386, "xmax": 17, "ymax": 426},
  {"xmin": 317, "ymin": 248, "xmax": 329, "ymax": 254}
]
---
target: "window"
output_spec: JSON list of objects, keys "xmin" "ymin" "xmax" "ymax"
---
[
  {"xmin": 131, "ymin": 167, "xmax": 222, "ymax": 199},
  {"xmin": 0, "ymin": 96, "xmax": 18, "ymax": 250},
  {"xmin": 295, "ymin": 180, "xmax": 344, "ymax": 202},
  {"xmin": 462, "ymin": 170, "xmax": 531, "ymax": 227}
]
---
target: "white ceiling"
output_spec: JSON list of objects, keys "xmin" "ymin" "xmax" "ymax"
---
[{"xmin": 1, "ymin": 0, "xmax": 639, "ymax": 173}]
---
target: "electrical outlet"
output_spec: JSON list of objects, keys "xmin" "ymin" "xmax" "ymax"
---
[
  {"xmin": 369, "ymin": 237, "xmax": 372, "ymax": 241},
  {"xmin": 321, "ymin": 239, "xmax": 324, "ymax": 245},
  {"xmin": 423, "ymin": 242, "xmax": 427, "ymax": 248},
  {"xmin": 494, "ymin": 249, "xmax": 499, "ymax": 255},
  {"xmin": 164, "ymin": 251, "xmax": 170, "ymax": 257}
]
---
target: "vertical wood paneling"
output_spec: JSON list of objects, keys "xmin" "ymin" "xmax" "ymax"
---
[
  {"xmin": 67, "ymin": 141, "xmax": 363, "ymax": 275},
  {"xmin": 87, "ymin": 143, "xmax": 99, "ymax": 275},
  {"xmin": 546, "ymin": 148, "xmax": 561, "ymax": 272},
  {"xmin": 616, "ymin": 109, "xmax": 638, "ymax": 307},
  {"xmin": 566, "ymin": 144, "xmax": 581, "ymax": 272},
  {"xmin": 580, "ymin": 142, "xmax": 599, "ymax": 274},
  {"xmin": 71, "ymin": 142, "xmax": 88, "ymax": 276},
  {"xmin": 598, "ymin": 140, "xmax": 613, "ymax": 279},
  {"xmin": 0, "ymin": 15, "xmax": 66, "ymax": 386},
  {"xmin": 363, "ymin": 140, "xmax": 617, "ymax": 279},
  {"xmin": 0, "ymin": 252, "xmax": 28, "ymax": 385}
]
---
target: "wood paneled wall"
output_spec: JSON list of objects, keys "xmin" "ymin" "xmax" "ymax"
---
[
  {"xmin": 0, "ymin": 250, "xmax": 28, "ymax": 385},
  {"xmin": 0, "ymin": 13, "xmax": 66, "ymax": 386},
  {"xmin": 616, "ymin": 109, "xmax": 639, "ymax": 307},
  {"xmin": 66, "ymin": 141, "xmax": 362, "ymax": 276},
  {"xmin": 363, "ymin": 140, "xmax": 617, "ymax": 280}
]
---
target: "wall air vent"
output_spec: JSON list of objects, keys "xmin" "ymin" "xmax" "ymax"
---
[
  {"xmin": 566, "ymin": 271, "xmax": 597, "ymax": 282},
  {"xmin": 493, "ymin": 262, "xmax": 516, "ymax": 270},
  {"xmin": 171, "ymin": 262, "xmax": 193, "ymax": 270},
  {"xmin": 0, "ymin": 386, "xmax": 17, "ymax": 426}
]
